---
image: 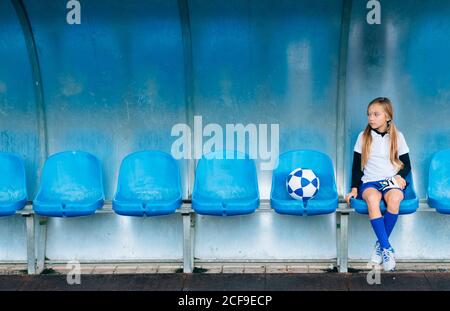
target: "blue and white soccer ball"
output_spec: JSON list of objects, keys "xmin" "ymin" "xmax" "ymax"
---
[{"xmin": 286, "ymin": 168, "xmax": 320, "ymax": 201}]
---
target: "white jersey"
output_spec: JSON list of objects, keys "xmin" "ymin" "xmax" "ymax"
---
[{"xmin": 354, "ymin": 130, "xmax": 409, "ymax": 183}]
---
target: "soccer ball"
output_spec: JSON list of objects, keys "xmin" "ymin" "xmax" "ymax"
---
[{"xmin": 286, "ymin": 168, "xmax": 320, "ymax": 201}]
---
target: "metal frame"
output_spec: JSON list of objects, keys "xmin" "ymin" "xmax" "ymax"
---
[
  {"xmin": 335, "ymin": 0, "xmax": 353, "ymax": 197},
  {"xmin": 17, "ymin": 202, "xmax": 197, "ymax": 274},
  {"xmin": 181, "ymin": 207, "xmax": 195, "ymax": 273},
  {"xmin": 11, "ymin": 0, "xmax": 48, "ymax": 173},
  {"xmin": 13, "ymin": 199, "xmax": 440, "ymax": 275},
  {"xmin": 19, "ymin": 205, "xmax": 47, "ymax": 274},
  {"xmin": 336, "ymin": 208, "xmax": 349, "ymax": 272}
]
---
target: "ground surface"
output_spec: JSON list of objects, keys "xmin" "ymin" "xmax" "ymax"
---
[{"xmin": 1, "ymin": 263, "xmax": 449, "ymax": 291}]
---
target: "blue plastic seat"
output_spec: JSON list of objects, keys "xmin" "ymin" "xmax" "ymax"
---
[
  {"xmin": 113, "ymin": 151, "xmax": 182, "ymax": 217},
  {"xmin": 33, "ymin": 151, "xmax": 104, "ymax": 217},
  {"xmin": 270, "ymin": 150, "xmax": 338, "ymax": 216},
  {"xmin": 192, "ymin": 150, "xmax": 259, "ymax": 216},
  {"xmin": 350, "ymin": 173, "xmax": 419, "ymax": 215},
  {"xmin": 428, "ymin": 149, "xmax": 450, "ymax": 214},
  {"xmin": 0, "ymin": 152, "xmax": 27, "ymax": 216}
]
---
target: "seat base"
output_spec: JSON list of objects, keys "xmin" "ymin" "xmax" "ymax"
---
[
  {"xmin": 271, "ymin": 197, "xmax": 338, "ymax": 216},
  {"xmin": 0, "ymin": 199, "xmax": 27, "ymax": 217},
  {"xmin": 428, "ymin": 197, "xmax": 450, "ymax": 214},
  {"xmin": 33, "ymin": 199, "xmax": 104, "ymax": 217},
  {"xmin": 113, "ymin": 198, "xmax": 182, "ymax": 217},
  {"xmin": 192, "ymin": 198, "xmax": 259, "ymax": 216}
]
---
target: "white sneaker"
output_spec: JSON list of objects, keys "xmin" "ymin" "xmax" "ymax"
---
[
  {"xmin": 382, "ymin": 247, "xmax": 396, "ymax": 272},
  {"xmin": 370, "ymin": 241, "xmax": 383, "ymax": 265}
]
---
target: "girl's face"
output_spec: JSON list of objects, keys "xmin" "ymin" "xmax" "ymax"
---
[{"xmin": 367, "ymin": 103, "xmax": 389, "ymax": 131}]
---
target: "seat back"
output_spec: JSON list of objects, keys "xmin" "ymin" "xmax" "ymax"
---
[
  {"xmin": 271, "ymin": 149, "xmax": 338, "ymax": 201},
  {"xmin": 37, "ymin": 151, "xmax": 104, "ymax": 203},
  {"xmin": 193, "ymin": 150, "xmax": 259, "ymax": 200},
  {"xmin": 115, "ymin": 150, "xmax": 181, "ymax": 201},
  {"xmin": 428, "ymin": 149, "xmax": 450, "ymax": 200},
  {"xmin": 0, "ymin": 152, "xmax": 27, "ymax": 203}
]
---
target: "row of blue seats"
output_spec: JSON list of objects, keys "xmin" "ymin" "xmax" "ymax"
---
[{"xmin": 1, "ymin": 149, "xmax": 449, "ymax": 218}]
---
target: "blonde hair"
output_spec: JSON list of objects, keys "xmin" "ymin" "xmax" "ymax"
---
[{"xmin": 361, "ymin": 97, "xmax": 404, "ymax": 171}]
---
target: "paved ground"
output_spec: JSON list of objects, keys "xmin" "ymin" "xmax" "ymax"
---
[
  {"xmin": 0, "ymin": 272, "xmax": 450, "ymax": 291},
  {"xmin": 2, "ymin": 262, "xmax": 450, "ymax": 275},
  {"xmin": 0, "ymin": 263, "xmax": 449, "ymax": 291}
]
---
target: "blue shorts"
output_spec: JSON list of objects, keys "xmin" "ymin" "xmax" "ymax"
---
[{"xmin": 357, "ymin": 179, "xmax": 406, "ymax": 200}]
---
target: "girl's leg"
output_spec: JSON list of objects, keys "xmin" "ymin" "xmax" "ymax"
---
[
  {"xmin": 362, "ymin": 188, "xmax": 383, "ymax": 220},
  {"xmin": 363, "ymin": 188, "xmax": 391, "ymax": 249},
  {"xmin": 383, "ymin": 189, "xmax": 404, "ymax": 238}
]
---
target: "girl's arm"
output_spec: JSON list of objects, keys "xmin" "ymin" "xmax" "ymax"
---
[
  {"xmin": 396, "ymin": 153, "xmax": 411, "ymax": 178},
  {"xmin": 351, "ymin": 151, "xmax": 363, "ymax": 190},
  {"xmin": 346, "ymin": 152, "xmax": 362, "ymax": 205}
]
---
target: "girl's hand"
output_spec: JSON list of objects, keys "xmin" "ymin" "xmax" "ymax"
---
[
  {"xmin": 345, "ymin": 188, "xmax": 358, "ymax": 206},
  {"xmin": 394, "ymin": 175, "xmax": 406, "ymax": 189}
]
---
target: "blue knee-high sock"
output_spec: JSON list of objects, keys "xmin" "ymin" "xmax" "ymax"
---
[
  {"xmin": 370, "ymin": 217, "xmax": 391, "ymax": 249},
  {"xmin": 384, "ymin": 211, "xmax": 399, "ymax": 238}
]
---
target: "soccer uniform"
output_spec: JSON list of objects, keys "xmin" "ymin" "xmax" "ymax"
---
[{"xmin": 351, "ymin": 128, "xmax": 411, "ymax": 199}]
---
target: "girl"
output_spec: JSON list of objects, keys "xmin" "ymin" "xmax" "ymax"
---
[{"xmin": 345, "ymin": 97, "xmax": 411, "ymax": 272}]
